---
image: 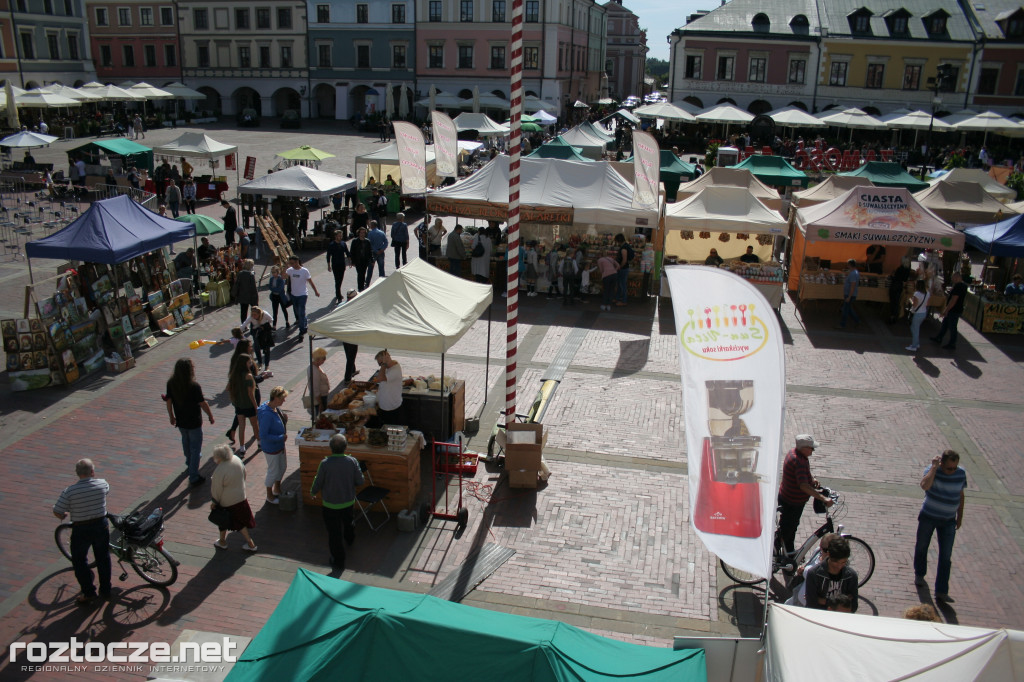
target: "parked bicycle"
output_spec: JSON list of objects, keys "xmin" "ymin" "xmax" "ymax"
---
[
  {"xmin": 720, "ymin": 488, "xmax": 875, "ymax": 589},
  {"xmin": 55, "ymin": 508, "xmax": 179, "ymax": 587}
]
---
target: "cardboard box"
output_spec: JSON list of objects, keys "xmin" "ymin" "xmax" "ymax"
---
[
  {"xmin": 508, "ymin": 468, "xmax": 538, "ymax": 489},
  {"xmin": 505, "ymin": 422, "xmax": 543, "ymax": 470}
]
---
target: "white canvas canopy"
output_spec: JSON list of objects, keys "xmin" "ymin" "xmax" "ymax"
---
[
  {"xmin": 308, "ymin": 259, "xmax": 492, "ymax": 353},
  {"xmin": 427, "ymin": 156, "xmax": 660, "ymax": 230},
  {"xmin": 929, "ymin": 168, "xmax": 1016, "ymax": 203},
  {"xmin": 239, "ymin": 165, "xmax": 356, "ymax": 198},
  {"xmin": 556, "ymin": 125, "xmax": 608, "ymax": 160},
  {"xmin": 453, "ymin": 113, "xmax": 509, "ymax": 136},
  {"xmin": 666, "ymin": 186, "xmax": 788, "ymax": 234},
  {"xmin": 767, "ymin": 604, "xmax": 1024, "ymax": 682},
  {"xmin": 354, "ymin": 144, "xmax": 438, "ymax": 189},
  {"xmin": 796, "ymin": 187, "xmax": 964, "ymax": 248},
  {"xmin": 152, "ymin": 132, "xmax": 237, "ymax": 160},
  {"xmin": 914, "ymin": 181, "xmax": 1019, "ymax": 226},
  {"xmin": 793, "ymin": 175, "xmax": 875, "ymax": 207},
  {"xmin": 676, "ymin": 167, "xmax": 782, "ymax": 211}
]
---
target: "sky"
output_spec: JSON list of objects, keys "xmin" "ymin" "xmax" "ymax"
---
[{"xmin": 626, "ymin": 0, "xmax": 710, "ymax": 61}]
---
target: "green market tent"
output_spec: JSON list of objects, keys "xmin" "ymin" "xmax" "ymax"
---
[
  {"xmin": 70, "ymin": 138, "xmax": 153, "ymax": 172},
  {"xmin": 226, "ymin": 569, "xmax": 707, "ymax": 682},
  {"xmin": 730, "ymin": 155, "xmax": 809, "ymax": 189},
  {"xmin": 624, "ymin": 149, "xmax": 697, "ymax": 201},
  {"xmin": 528, "ymin": 135, "xmax": 592, "ymax": 162},
  {"xmin": 838, "ymin": 161, "xmax": 928, "ymax": 192}
]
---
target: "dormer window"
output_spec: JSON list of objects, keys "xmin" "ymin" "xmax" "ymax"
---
[
  {"xmin": 883, "ymin": 8, "xmax": 911, "ymax": 36},
  {"xmin": 995, "ymin": 8, "xmax": 1024, "ymax": 38},
  {"xmin": 752, "ymin": 13, "xmax": 770, "ymax": 32},
  {"xmin": 790, "ymin": 14, "xmax": 809, "ymax": 34},
  {"xmin": 923, "ymin": 9, "xmax": 949, "ymax": 36},
  {"xmin": 848, "ymin": 8, "xmax": 873, "ymax": 34}
]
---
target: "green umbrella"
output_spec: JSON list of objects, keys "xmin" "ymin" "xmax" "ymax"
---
[
  {"xmin": 521, "ymin": 114, "xmax": 538, "ymax": 123},
  {"xmin": 506, "ymin": 120, "xmax": 542, "ymax": 132},
  {"xmin": 177, "ymin": 214, "xmax": 224, "ymax": 235},
  {"xmin": 276, "ymin": 145, "xmax": 336, "ymax": 161}
]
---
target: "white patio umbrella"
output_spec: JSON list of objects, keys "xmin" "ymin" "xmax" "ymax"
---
[
  {"xmin": 767, "ymin": 106, "xmax": 826, "ymax": 128},
  {"xmin": 670, "ymin": 99, "xmax": 703, "ymax": 115},
  {"xmin": 385, "ymin": 82, "xmax": 395, "ymax": 118},
  {"xmin": 4, "ymin": 82, "xmax": 18, "ymax": 128},
  {"xmin": 38, "ymin": 84, "xmax": 103, "ymax": 101},
  {"xmin": 15, "ymin": 91, "xmax": 81, "ymax": 108},
  {"xmin": 0, "ymin": 130, "xmax": 59, "ymax": 147},
  {"xmin": 161, "ymin": 82, "xmax": 204, "ymax": 100},
  {"xmin": 473, "ymin": 86, "xmax": 480, "ymax": 113},
  {"xmin": 399, "ymin": 84, "xmax": 410, "ymax": 119},
  {"xmin": 129, "ymin": 82, "xmax": 173, "ymax": 100},
  {"xmin": 952, "ymin": 110, "xmax": 1021, "ymax": 144},
  {"xmin": 533, "ymin": 109, "xmax": 557, "ymax": 125},
  {"xmin": 939, "ymin": 109, "xmax": 980, "ymax": 126},
  {"xmin": 817, "ymin": 107, "xmax": 886, "ymax": 142},
  {"xmin": 523, "ymin": 95, "xmax": 557, "ymax": 113},
  {"xmin": 886, "ymin": 110, "xmax": 952, "ymax": 147},
  {"xmin": 878, "ymin": 107, "xmax": 914, "ymax": 123},
  {"xmin": 633, "ymin": 101, "xmax": 696, "ymax": 122},
  {"xmin": 416, "ymin": 89, "xmax": 465, "ymax": 110},
  {"xmin": 696, "ymin": 103, "xmax": 754, "ymax": 138},
  {"xmin": 78, "ymin": 83, "xmax": 144, "ymax": 101}
]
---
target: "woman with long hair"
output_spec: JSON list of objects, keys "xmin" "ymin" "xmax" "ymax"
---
[
  {"xmin": 227, "ymin": 351, "xmax": 259, "ymax": 453},
  {"xmin": 164, "ymin": 358, "xmax": 214, "ymax": 486}
]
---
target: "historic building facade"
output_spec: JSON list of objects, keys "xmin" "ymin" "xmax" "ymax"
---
[{"xmin": 602, "ymin": 0, "xmax": 647, "ymax": 101}]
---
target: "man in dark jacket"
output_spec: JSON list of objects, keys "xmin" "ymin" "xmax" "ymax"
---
[
  {"xmin": 222, "ymin": 200, "xmax": 237, "ymax": 248},
  {"xmin": 804, "ymin": 536, "xmax": 858, "ymax": 611},
  {"xmin": 326, "ymin": 231, "xmax": 350, "ymax": 301},
  {"xmin": 310, "ymin": 434, "xmax": 364, "ymax": 571},
  {"xmin": 349, "ymin": 227, "xmax": 374, "ymax": 291}
]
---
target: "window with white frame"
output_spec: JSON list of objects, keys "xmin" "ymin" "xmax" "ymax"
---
[
  {"xmin": 236, "ymin": 8, "xmax": 249, "ymax": 29},
  {"xmin": 866, "ymin": 63, "xmax": 884, "ymax": 88},
  {"xmin": 829, "ymin": 61, "xmax": 848, "ymax": 86},
  {"xmin": 461, "ymin": 0, "xmax": 473, "ymax": 22},
  {"xmin": 67, "ymin": 33, "xmax": 78, "ymax": 59},
  {"xmin": 46, "ymin": 33, "xmax": 59, "ymax": 59},
  {"xmin": 356, "ymin": 44, "xmax": 370, "ymax": 68},
  {"xmin": 685, "ymin": 54, "xmax": 702, "ymax": 79},
  {"xmin": 458, "ymin": 44, "xmax": 473, "ymax": 68},
  {"xmin": 164, "ymin": 44, "xmax": 175, "ymax": 65},
  {"xmin": 717, "ymin": 55, "xmax": 734, "ymax": 80},
  {"xmin": 194, "ymin": 8, "xmax": 208, "ymax": 29},
  {"xmin": 490, "ymin": 45, "xmax": 505, "ymax": 69},
  {"xmin": 393, "ymin": 44, "xmax": 406, "ymax": 68},
  {"xmin": 197, "ymin": 44, "xmax": 210, "ymax": 67},
  {"xmin": 258, "ymin": 45, "xmax": 270, "ymax": 67},
  {"xmin": 393, "ymin": 4, "xmax": 406, "ymax": 23},
  {"xmin": 95, "ymin": 7, "xmax": 108, "ymax": 25},
  {"xmin": 788, "ymin": 58, "xmax": 806, "ymax": 84},
  {"xmin": 317, "ymin": 4, "xmax": 330, "ymax": 23},
  {"xmin": 144, "ymin": 44, "xmax": 156, "ymax": 66},
  {"xmin": 317, "ymin": 43, "xmax": 331, "ymax": 67},
  {"xmin": 122, "ymin": 44, "xmax": 134, "ymax": 66},
  {"xmin": 280, "ymin": 45, "xmax": 292, "ymax": 67},
  {"xmin": 100, "ymin": 44, "xmax": 111, "ymax": 66},
  {"xmin": 160, "ymin": 6, "xmax": 173, "ymax": 25},
  {"xmin": 356, "ymin": 4, "xmax": 368, "ymax": 23},
  {"xmin": 524, "ymin": 45, "xmax": 538, "ymax": 69},
  {"xmin": 429, "ymin": 1, "xmax": 441, "ymax": 21},
  {"xmin": 238, "ymin": 46, "xmax": 251, "ymax": 67},
  {"xmin": 748, "ymin": 56, "xmax": 767, "ymax": 82},
  {"xmin": 140, "ymin": 7, "xmax": 153, "ymax": 25},
  {"xmin": 493, "ymin": 0, "xmax": 505, "ymax": 22},
  {"xmin": 118, "ymin": 7, "xmax": 131, "ymax": 25},
  {"xmin": 903, "ymin": 64, "xmax": 921, "ymax": 89},
  {"xmin": 428, "ymin": 44, "xmax": 443, "ymax": 68}
]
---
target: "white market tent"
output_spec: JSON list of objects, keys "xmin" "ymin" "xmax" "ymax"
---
[
  {"xmin": 664, "ymin": 186, "xmax": 785, "ymax": 262},
  {"xmin": 914, "ymin": 181, "xmax": 1019, "ymax": 226},
  {"xmin": 767, "ymin": 604, "xmax": 1024, "ymax": 682},
  {"xmin": 556, "ymin": 125, "xmax": 608, "ymax": 160},
  {"xmin": 453, "ymin": 112, "xmax": 509, "ymax": 136},
  {"xmin": 675, "ymin": 167, "xmax": 782, "ymax": 211},
  {"xmin": 152, "ymin": 132, "xmax": 237, "ymax": 160},
  {"xmin": 309, "ymin": 259, "xmax": 493, "ymax": 353},
  {"xmin": 427, "ymin": 156, "xmax": 660, "ymax": 232},
  {"xmin": 354, "ymin": 144, "xmax": 438, "ymax": 189},
  {"xmin": 793, "ymin": 175, "xmax": 875, "ymax": 208},
  {"xmin": 929, "ymin": 168, "xmax": 1017, "ymax": 203},
  {"xmin": 239, "ymin": 165, "xmax": 356, "ymax": 198},
  {"xmin": 790, "ymin": 186, "xmax": 965, "ymax": 290},
  {"xmin": 632, "ymin": 101, "xmax": 696, "ymax": 123}
]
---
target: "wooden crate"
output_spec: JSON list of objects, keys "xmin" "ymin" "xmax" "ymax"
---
[{"xmin": 297, "ymin": 438, "xmax": 421, "ymax": 512}]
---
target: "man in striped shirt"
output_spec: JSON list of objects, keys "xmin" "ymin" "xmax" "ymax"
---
[
  {"xmin": 778, "ymin": 434, "xmax": 834, "ymax": 554},
  {"xmin": 53, "ymin": 459, "xmax": 111, "ymax": 605},
  {"xmin": 914, "ymin": 450, "xmax": 967, "ymax": 603}
]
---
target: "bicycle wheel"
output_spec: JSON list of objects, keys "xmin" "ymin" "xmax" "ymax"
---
[
  {"xmin": 720, "ymin": 559, "xmax": 767, "ymax": 586},
  {"xmin": 54, "ymin": 524, "xmax": 98, "ymax": 569},
  {"xmin": 129, "ymin": 544, "xmax": 178, "ymax": 587},
  {"xmin": 844, "ymin": 535, "xmax": 875, "ymax": 587}
]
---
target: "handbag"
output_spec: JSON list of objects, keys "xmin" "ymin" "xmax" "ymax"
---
[
  {"xmin": 208, "ymin": 504, "xmax": 231, "ymax": 528},
  {"xmin": 471, "ymin": 237, "xmax": 485, "ymax": 258}
]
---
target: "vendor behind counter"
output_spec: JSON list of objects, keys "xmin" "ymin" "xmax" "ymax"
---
[{"xmin": 368, "ymin": 349, "xmax": 403, "ymax": 427}]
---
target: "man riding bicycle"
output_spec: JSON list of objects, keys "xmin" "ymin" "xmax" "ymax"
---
[{"xmin": 778, "ymin": 434, "xmax": 834, "ymax": 554}]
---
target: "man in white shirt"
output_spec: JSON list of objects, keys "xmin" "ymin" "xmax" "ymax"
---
[
  {"xmin": 285, "ymin": 256, "xmax": 320, "ymax": 338},
  {"xmin": 371, "ymin": 349, "xmax": 403, "ymax": 426}
]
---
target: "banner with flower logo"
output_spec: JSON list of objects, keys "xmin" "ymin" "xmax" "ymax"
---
[{"xmin": 666, "ymin": 266, "xmax": 785, "ymax": 579}]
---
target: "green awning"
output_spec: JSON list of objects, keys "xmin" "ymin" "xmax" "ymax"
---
[
  {"xmin": 226, "ymin": 569, "xmax": 707, "ymax": 682},
  {"xmin": 838, "ymin": 161, "xmax": 929, "ymax": 192},
  {"xmin": 70, "ymin": 139, "xmax": 153, "ymax": 172},
  {"xmin": 623, "ymin": 150, "xmax": 696, "ymax": 200},
  {"xmin": 730, "ymin": 154, "xmax": 810, "ymax": 188}
]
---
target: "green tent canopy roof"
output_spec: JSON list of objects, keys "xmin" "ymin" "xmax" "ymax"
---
[
  {"xmin": 226, "ymin": 569, "xmax": 707, "ymax": 682},
  {"xmin": 529, "ymin": 136, "xmax": 592, "ymax": 161},
  {"xmin": 838, "ymin": 161, "xmax": 929, "ymax": 192},
  {"xmin": 730, "ymin": 154, "xmax": 810, "ymax": 188},
  {"xmin": 70, "ymin": 138, "xmax": 153, "ymax": 172},
  {"xmin": 622, "ymin": 150, "xmax": 696, "ymax": 200}
]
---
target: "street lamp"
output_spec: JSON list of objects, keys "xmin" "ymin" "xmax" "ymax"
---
[{"xmin": 923, "ymin": 63, "xmax": 953, "ymax": 178}]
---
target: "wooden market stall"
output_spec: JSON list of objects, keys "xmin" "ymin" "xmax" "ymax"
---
[
  {"xmin": 962, "ymin": 215, "xmax": 1024, "ymax": 334},
  {"xmin": 303, "ymin": 260, "xmax": 494, "ymax": 511},
  {"xmin": 790, "ymin": 187, "xmax": 965, "ymax": 305},
  {"xmin": 662, "ymin": 185, "xmax": 788, "ymax": 308}
]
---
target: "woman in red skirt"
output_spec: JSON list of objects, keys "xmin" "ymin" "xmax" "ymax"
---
[{"xmin": 209, "ymin": 444, "xmax": 257, "ymax": 551}]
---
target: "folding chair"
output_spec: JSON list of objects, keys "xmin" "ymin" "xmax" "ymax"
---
[{"xmin": 355, "ymin": 460, "xmax": 391, "ymax": 531}]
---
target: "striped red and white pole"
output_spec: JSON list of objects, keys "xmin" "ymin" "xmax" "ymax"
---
[{"xmin": 505, "ymin": 0, "xmax": 524, "ymax": 420}]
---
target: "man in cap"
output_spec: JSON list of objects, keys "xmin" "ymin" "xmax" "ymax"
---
[{"xmin": 778, "ymin": 434, "xmax": 834, "ymax": 555}]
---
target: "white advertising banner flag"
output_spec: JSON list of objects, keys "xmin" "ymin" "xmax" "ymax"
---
[
  {"xmin": 393, "ymin": 121, "xmax": 427, "ymax": 193},
  {"xmin": 631, "ymin": 130, "xmax": 660, "ymax": 211},
  {"xmin": 431, "ymin": 111, "xmax": 459, "ymax": 179},
  {"xmin": 665, "ymin": 266, "xmax": 785, "ymax": 579}
]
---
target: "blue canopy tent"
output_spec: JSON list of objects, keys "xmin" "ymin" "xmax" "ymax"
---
[
  {"xmin": 964, "ymin": 214, "xmax": 1024, "ymax": 257},
  {"xmin": 25, "ymin": 194, "xmax": 195, "ymax": 282}
]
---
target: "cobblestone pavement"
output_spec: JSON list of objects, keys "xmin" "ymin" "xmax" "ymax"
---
[{"xmin": 1, "ymin": 123, "xmax": 1023, "ymax": 680}]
